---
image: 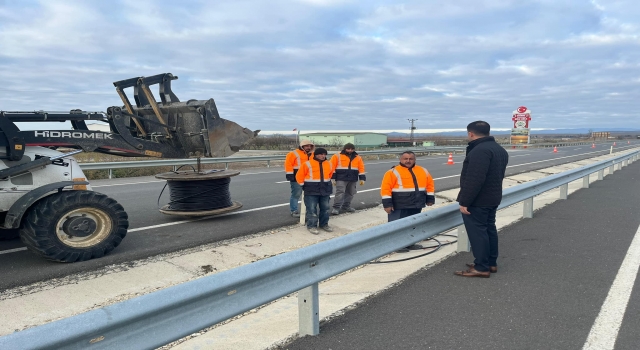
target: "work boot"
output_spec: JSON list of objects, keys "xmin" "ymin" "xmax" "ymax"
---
[
  {"xmin": 307, "ymin": 227, "xmax": 319, "ymax": 235},
  {"xmin": 320, "ymin": 225, "xmax": 333, "ymax": 232},
  {"xmin": 344, "ymin": 207, "xmax": 356, "ymax": 213},
  {"xmin": 330, "ymin": 208, "xmax": 340, "ymax": 215},
  {"xmin": 291, "ymin": 211, "xmax": 300, "ymax": 218}
]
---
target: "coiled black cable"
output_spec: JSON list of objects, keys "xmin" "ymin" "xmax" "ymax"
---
[
  {"xmin": 157, "ymin": 166, "xmax": 234, "ymax": 211},
  {"xmin": 165, "ymin": 178, "xmax": 233, "ymax": 211}
]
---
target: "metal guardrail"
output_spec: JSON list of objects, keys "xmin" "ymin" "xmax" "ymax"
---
[
  {"xmin": 1, "ymin": 149, "xmax": 637, "ymax": 349},
  {"xmin": 77, "ymin": 147, "xmax": 466, "ymax": 177},
  {"xmin": 77, "ymin": 141, "xmax": 621, "ymax": 177}
]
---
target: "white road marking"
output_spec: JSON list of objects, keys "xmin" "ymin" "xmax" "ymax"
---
[
  {"xmin": 0, "ymin": 247, "xmax": 27, "ymax": 255},
  {"xmin": 582, "ymin": 224, "xmax": 640, "ymax": 350},
  {"xmin": 275, "ymin": 181, "xmax": 289, "ymax": 184},
  {"xmin": 240, "ymin": 170, "xmax": 282, "ymax": 175},
  {"xmin": 92, "ymin": 180, "xmax": 164, "ymax": 188}
]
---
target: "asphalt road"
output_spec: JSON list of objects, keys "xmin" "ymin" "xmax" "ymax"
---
[
  {"xmin": 281, "ymin": 156, "xmax": 640, "ymax": 350},
  {"xmin": 0, "ymin": 142, "xmax": 637, "ymax": 291}
]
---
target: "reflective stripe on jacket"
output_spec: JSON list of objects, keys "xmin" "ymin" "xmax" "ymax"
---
[
  {"xmin": 296, "ymin": 158, "xmax": 334, "ymax": 196},
  {"xmin": 380, "ymin": 164, "xmax": 435, "ymax": 209},
  {"xmin": 285, "ymin": 148, "xmax": 312, "ymax": 181},
  {"xmin": 330, "ymin": 151, "xmax": 366, "ymax": 182}
]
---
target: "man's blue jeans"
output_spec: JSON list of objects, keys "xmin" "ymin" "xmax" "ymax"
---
[
  {"xmin": 304, "ymin": 194, "xmax": 330, "ymax": 228},
  {"xmin": 290, "ymin": 182, "xmax": 302, "ymax": 212}
]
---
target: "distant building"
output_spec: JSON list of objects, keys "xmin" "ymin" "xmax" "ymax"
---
[
  {"xmin": 386, "ymin": 138, "xmax": 442, "ymax": 147},
  {"xmin": 591, "ymin": 132, "xmax": 610, "ymax": 140},
  {"xmin": 298, "ymin": 132, "xmax": 387, "ymax": 148}
]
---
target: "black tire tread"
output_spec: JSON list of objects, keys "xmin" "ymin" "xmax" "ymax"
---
[{"xmin": 19, "ymin": 191, "xmax": 128, "ymax": 262}]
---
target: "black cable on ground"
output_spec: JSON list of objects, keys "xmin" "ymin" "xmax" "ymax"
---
[{"xmin": 369, "ymin": 235, "xmax": 458, "ymax": 264}]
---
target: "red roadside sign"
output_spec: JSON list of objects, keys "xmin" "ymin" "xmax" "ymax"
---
[{"xmin": 512, "ymin": 106, "xmax": 531, "ymax": 128}]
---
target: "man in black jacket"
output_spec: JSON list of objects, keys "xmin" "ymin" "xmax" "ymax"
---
[{"xmin": 455, "ymin": 121, "xmax": 509, "ymax": 278}]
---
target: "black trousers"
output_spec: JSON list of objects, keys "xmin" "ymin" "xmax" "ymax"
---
[
  {"xmin": 388, "ymin": 208, "xmax": 422, "ymax": 222},
  {"xmin": 461, "ymin": 206, "xmax": 499, "ymax": 272}
]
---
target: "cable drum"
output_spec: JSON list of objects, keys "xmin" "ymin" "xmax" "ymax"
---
[
  {"xmin": 155, "ymin": 169, "xmax": 243, "ymax": 216},
  {"xmin": 165, "ymin": 177, "xmax": 232, "ymax": 210}
]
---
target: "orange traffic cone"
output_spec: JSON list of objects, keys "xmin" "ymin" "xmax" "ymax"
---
[
  {"xmin": 591, "ymin": 143, "xmax": 595, "ymax": 148},
  {"xmin": 447, "ymin": 153, "xmax": 454, "ymax": 165},
  {"xmin": 553, "ymin": 146, "xmax": 558, "ymax": 153}
]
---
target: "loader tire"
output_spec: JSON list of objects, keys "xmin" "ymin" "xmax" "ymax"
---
[{"xmin": 19, "ymin": 191, "xmax": 128, "ymax": 262}]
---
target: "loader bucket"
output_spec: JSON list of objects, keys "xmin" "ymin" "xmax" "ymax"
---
[
  {"xmin": 128, "ymin": 99, "xmax": 257, "ymax": 158},
  {"xmin": 113, "ymin": 73, "xmax": 258, "ymax": 158}
]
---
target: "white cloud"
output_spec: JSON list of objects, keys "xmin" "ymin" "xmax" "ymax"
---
[{"xmin": 0, "ymin": 0, "xmax": 639, "ymax": 132}]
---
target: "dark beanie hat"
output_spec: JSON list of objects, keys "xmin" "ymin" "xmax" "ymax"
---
[
  {"xmin": 343, "ymin": 143, "xmax": 355, "ymax": 150},
  {"xmin": 314, "ymin": 147, "xmax": 328, "ymax": 155}
]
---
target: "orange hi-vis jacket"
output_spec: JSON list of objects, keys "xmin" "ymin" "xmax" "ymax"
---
[
  {"xmin": 380, "ymin": 164, "xmax": 435, "ymax": 209},
  {"xmin": 296, "ymin": 158, "xmax": 335, "ymax": 196},
  {"xmin": 285, "ymin": 148, "xmax": 313, "ymax": 181},
  {"xmin": 330, "ymin": 151, "xmax": 366, "ymax": 182}
]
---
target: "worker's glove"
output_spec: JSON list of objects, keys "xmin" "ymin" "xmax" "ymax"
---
[
  {"xmin": 331, "ymin": 179, "xmax": 336, "ymax": 186},
  {"xmin": 426, "ymin": 195, "xmax": 435, "ymax": 206},
  {"xmin": 359, "ymin": 180, "xmax": 365, "ymax": 186}
]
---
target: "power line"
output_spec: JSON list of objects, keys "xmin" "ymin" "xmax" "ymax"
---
[{"xmin": 408, "ymin": 119, "xmax": 418, "ymax": 144}]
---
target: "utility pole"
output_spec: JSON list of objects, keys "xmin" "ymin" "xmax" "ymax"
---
[{"xmin": 408, "ymin": 119, "xmax": 418, "ymax": 146}]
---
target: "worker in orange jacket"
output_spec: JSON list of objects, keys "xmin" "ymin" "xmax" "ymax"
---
[
  {"xmin": 285, "ymin": 139, "xmax": 315, "ymax": 217},
  {"xmin": 330, "ymin": 143, "xmax": 366, "ymax": 215},
  {"xmin": 296, "ymin": 148, "xmax": 334, "ymax": 235},
  {"xmin": 380, "ymin": 151, "xmax": 435, "ymax": 252}
]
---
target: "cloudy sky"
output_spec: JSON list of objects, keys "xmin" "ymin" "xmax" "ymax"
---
[{"xmin": 1, "ymin": 0, "xmax": 639, "ymax": 133}]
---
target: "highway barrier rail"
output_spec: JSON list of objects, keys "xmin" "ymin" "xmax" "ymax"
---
[
  {"xmin": 1, "ymin": 149, "xmax": 637, "ymax": 350},
  {"xmin": 78, "ymin": 141, "xmax": 616, "ymax": 178},
  {"xmin": 79, "ymin": 146, "xmax": 466, "ymax": 178}
]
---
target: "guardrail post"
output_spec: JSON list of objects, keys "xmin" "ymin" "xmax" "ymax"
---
[
  {"xmin": 609, "ymin": 164, "xmax": 615, "ymax": 174},
  {"xmin": 559, "ymin": 183, "xmax": 568, "ymax": 199},
  {"xmin": 299, "ymin": 192, "xmax": 306, "ymax": 225},
  {"xmin": 173, "ymin": 166, "xmax": 177, "ymax": 171},
  {"xmin": 456, "ymin": 225, "xmax": 470, "ymax": 252},
  {"xmin": 523, "ymin": 197, "xmax": 534, "ymax": 218},
  {"xmin": 582, "ymin": 175, "xmax": 589, "ymax": 188},
  {"xmin": 597, "ymin": 169, "xmax": 604, "ymax": 180},
  {"xmin": 623, "ymin": 160, "xmax": 628, "ymax": 167},
  {"xmin": 225, "ymin": 162, "xmax": 229, "ymax": 170},
  {"xmin": 108, "ymin": 169, "xmax": 112, "ymax": 179},
  {"xmin": 267, "ymin": 160, "xmax": 271, "ymax": 168},
  {"xmin": 298, "ymin": 283, "xmax": 320, "ymax": 336}
]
